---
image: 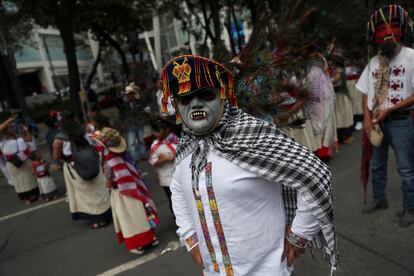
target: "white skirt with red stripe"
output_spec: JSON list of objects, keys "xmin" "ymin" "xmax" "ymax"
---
[{"xmin": 111, "ymin": 189, "xmax": 154, "ymax": 250}]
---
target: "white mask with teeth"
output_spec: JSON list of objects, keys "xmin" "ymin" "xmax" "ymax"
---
[{"xmin": 176, "ymin": 88, "xmax": 224, "ymax": 135}]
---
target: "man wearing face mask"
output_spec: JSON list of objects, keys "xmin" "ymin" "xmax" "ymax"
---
[
  {"xmin": 356, "ymin": 5, "xmax": 414, "ymax": 227},
  {"xmin": 161, "ymin": 55, "xmax": 337, "ymax": 275}
]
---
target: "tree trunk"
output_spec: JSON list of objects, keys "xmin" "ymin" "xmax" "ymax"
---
[
  {"xmin": 0, "ymin": 54, "xmax": 18, "ymax": 109},
  {"xmin": 248, "ymin": 0, "xmax": 257, "ymax": 26},
  {"xmin": 198, "ymin": 0, "xmax": 215, "ymax": 42},
  {"xmin": 84, "ymin": 43, "xmax": 102, "ymax": 90},
  {"xmin": 58, "ymin": 22, "xmax": 82, "ymax": 117},
  {"xmin": 54, "ymin": 0, "xmax": 82, "ymax": 117},
  {"xmin": 92, "ymin": 25, "xmax": 129, "ymax": 79},
  {"xmin": 209, "ymin": 0, "xmax": 222, "ymax": 46}
]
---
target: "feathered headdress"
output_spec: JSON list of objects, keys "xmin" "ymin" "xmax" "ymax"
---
[
  {"xmin": 230, "ymin": 2, "xmax": 320, "ymax": 128},
  {"xmin": 367, "ymin": 4, "xmax": 413, "ymax": 46}
]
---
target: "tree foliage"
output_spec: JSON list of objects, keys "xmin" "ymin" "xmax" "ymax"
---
[
  {"xmin": 5, "ymin": 0, "xmax": 155, "ymax": 117},
  {"xmin": 0, "ymin": 1, "xmax": 32, "ymax": 53}
]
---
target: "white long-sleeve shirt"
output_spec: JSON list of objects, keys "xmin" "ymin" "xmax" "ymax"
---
[{"xmin": 171, "ymin": 150, "xmax": 320, "ymax": 276}]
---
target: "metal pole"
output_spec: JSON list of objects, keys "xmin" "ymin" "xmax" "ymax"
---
[
  {"xmin": 42, "ymin": 35, "xmax": 61, "ymax": 96},
  {"xmin": 144, "ymin": 32, "xmax": 159, "ymax": 71}
]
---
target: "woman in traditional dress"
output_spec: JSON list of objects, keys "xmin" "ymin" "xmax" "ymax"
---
[
  {"xmin": 92, "ymin": 127, "xmax": 159, "ymax": 254},
  {"xmin": 307, "ymin": 57, "xmax": 338, "ymax": 161},
  {"xmin": 329, "ymin": 61, "xmax": 354, "ymax": 144},
  {"xmin": 52, "ymin": 111, "xmax": 111, "ymax": 229},
  {"xmin": 0, "ymin": 118, "xmax": 39, "ymax": 204}
]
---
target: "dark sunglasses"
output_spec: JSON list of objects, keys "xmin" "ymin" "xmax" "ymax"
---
[{"xmin": 176, "ymin": 89, "xmax": 217, "ymax": 106}]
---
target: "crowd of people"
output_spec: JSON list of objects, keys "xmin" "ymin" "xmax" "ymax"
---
[
  {"xmin": 0, "ymin": 82, "xmax": 179, "ymax": 253},
  {"xmin": 279, "ymin": 51, "xmax": 364, "ymax": 163},
  {"xmin": 0, "ymin": 3, "xmax": 414, "ymax": 276}
]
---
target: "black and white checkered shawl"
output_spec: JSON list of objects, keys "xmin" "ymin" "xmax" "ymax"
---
[{"xmin": 175, "ymin": 104, "xmax": 338, "ymax": 270}]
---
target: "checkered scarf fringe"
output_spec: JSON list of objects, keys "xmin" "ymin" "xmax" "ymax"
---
[{"xmin": 175, "ymin": 104, "xmax": 338, "ymax": 270}]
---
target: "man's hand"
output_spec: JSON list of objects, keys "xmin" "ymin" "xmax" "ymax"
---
[
  {"xmin": 372, "ymin": 108, "xmax": 391, "ymax": 124},
  {"xmin": 189, "ymin": 245, "xmax": 204, "ymax": 269},
  {"xmin": 281, "ymin": 239, "xmax": 306, "ymax": 267}
]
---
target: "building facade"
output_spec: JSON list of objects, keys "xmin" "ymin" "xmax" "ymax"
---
[{"xmin": 14, "ymin": 26, "xmax": 102, "ymax": 96}]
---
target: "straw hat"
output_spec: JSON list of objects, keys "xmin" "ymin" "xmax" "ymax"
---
[
  {"xmin": 124, "ymin": 82, "xmax": 140, "ymax": 95},
  {"xmin": 92, "ymin": 127, "xmax": 127, "ymax": 153}
]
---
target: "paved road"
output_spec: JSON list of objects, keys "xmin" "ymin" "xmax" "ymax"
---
[{"xmin": 0, "ymin": 131, "xmax": 413, "ymax": 276}]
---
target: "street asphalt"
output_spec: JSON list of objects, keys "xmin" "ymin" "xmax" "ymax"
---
[{"xmin": 0, "ymin": 127, "xmax": 413, "ymax": 276}]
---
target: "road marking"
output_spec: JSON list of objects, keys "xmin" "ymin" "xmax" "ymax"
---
[
  {"xmin": 0, "ymin": 198, "xmax": 65, "ymax": 222},
  {"xmin": 98, "ymin": 241, "xmax": 183, "ymax": 276}
]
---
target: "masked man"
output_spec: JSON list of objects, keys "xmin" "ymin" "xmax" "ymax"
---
[
  {"xmin": 161, "ymin": 55, "xmax": 337, "ymax": 275},
  {"xmin": 356, "ymin": 5, "xmax": 414, "ymax": 227}
]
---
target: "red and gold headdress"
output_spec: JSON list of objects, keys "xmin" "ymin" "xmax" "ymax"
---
[{"xmin": 160, "ymin": 55, "xmax": 237, "ymax": 123}]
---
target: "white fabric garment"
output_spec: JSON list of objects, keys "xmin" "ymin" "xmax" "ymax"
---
[
  {"xmin": 356, "ymin": 46, "xmax": 414, "ymax": 111},
  {"xmin": 7, "ymin": 160, "xmax": 37, "ymax": 194},
  {"xmin": 306, "ymin": 65, "xmax": 336, "ymax": 136},
  {"xmin": 149, "ymin": 140, "xmax": 176, "ymax": 187},
  {"xmin": 0, "ymin": 157, "xmax": 13, "ymax": 186},
  {"xmin": 347, "ymin": 79, "xmax": 363, "ymax": 115},
  {"xmin": 171, "ymin": 150, "xmax": 319, "ymax": 276},
  {"xmin": 37, "ymin": 176, "xmax": 57, "ymax": 195},
  {"xmin": 334, "ymin": 93, "xmax": 354, "ymax": 128},
  {"xmin": 0, "ymin": 142, "xmax": 13, "ymax": 186},
  {"xmin": 62, "ymin": 141, "xmax": 72, "ymax": 156},
  {"xmin": 27, "ymin": 139, "xmax": 37, "ymax": 152},
  {"xmin": 111, "ymin": 189, "xmax": 152, "ymax": 240},
  {"xmin": 156, "ymin": 89, "xmax": 175, "ymax": 116},
  {"xmin": 283, "ymin": 109, "xmax": 318, "ymax": 152},
  {"xmin": 63, "ymin": 163, "xmax": 110, "ymax": 215},
  {"xmin": 1, "ymin": 138, "xmax": 29, "ymax": 161},
  {"xmin": 61, "ymin": 134, "xmax": 94, "ymax": 157},
  {"xmin": 345, "ymin": 65, "xmax": 359, "ymax": 77},
  {"xmin": 35, "ymin": 163, "xmax": 57, "ymax": 194}
]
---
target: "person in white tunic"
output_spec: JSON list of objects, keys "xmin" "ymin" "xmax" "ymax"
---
[
  {"xmin": 160, "ymin": 55, "xmax": 338, "ymax": 275},
  {"xmin": 0, "ymin": 118, "xmax": 39, "ymax": 204},
  {"xmin": 31, "ymin": 151, "xmax": 58, "ymax": 201},
  {"xmin": 149, "ymin": 117, "xmax": 179, "ymax": 213}
]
